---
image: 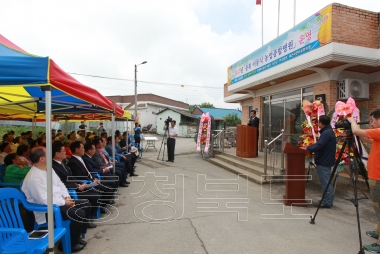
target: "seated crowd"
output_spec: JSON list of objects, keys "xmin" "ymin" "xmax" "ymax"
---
[{"xmin": 0, "ymin": 128, "xmax": 139, "ymax": 253}]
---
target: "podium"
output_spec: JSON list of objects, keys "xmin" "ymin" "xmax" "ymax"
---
[
  {"xmin": 283, "ymin": 142, "xmax": 309, "ymax": 206},
  {"xmin": 236, "ymin": 125, "xmax": 257, "ymax": 158}
]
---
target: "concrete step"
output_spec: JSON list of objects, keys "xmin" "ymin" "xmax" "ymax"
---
[
  {"xmin": 218, "ymin": 152, "xmax": 265, "ymax": 168},
  {"xmin": 219, "ymin": 152, "xmax": 284, "ymax": 175},
  {"xmin": 215, "ymin": 154, "xmax": 265, "ymax": 176},
  {"xmin": 208, "ymin": 157, "xmax": 285, "ymax": 184},
  {"xmin": 208, "ymin": 158, "xmax": 265, "ymax": 184}
]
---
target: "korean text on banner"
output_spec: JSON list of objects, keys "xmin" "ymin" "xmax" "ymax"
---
[{"xmin": 227, "ymin": 4, "xmax": 332, "ymax": 85}]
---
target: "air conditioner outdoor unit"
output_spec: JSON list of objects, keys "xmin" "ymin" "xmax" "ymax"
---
[{"xmin": 338, "ymin": 79, "xmax": 369, "ymax": 99}]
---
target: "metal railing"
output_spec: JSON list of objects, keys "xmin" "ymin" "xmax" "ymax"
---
[
  {"xmin": 212, "ymin": 129, "xmax": 225, "ymax": 156},
  {"xmin": 263, "ymin": 129, "xmax": 285, "ymax": 181}
]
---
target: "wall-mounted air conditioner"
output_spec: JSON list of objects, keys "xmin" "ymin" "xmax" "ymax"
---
[{"xmin": 338, "ymin": 79, "xmax": 369, "ymax": 99}]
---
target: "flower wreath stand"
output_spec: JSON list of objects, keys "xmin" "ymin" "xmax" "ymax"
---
[{"xmin": 196, "ymin": 113, "xmax": 211, "ymax": 159}]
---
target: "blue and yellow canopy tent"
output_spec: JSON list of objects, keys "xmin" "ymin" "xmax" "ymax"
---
[
  {"xmin": 0, "ymin": 34, "xmax": 126, "ymax": 250},
  {"xmin": 0, "ymin": 34, "xmax": 123, "ymax": 115}
]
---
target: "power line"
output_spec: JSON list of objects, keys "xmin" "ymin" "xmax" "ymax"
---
[{"xmin": 68, "ymin": 72, "xmax": 224, "ymax": 90}]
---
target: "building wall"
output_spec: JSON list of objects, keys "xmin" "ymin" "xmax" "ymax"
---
[
  {"xmin": 332, "ymin": 4, "xmax": 379, "ymax": 49},
  {"xmin": 192, "ymin": 108, "xmax": 203, "ymax": 115},
  {"xmin": 156, "ymin": 111, "xmax": 187, "ymax": 137},
  {"xmin": 356, "ymin": 82, "xmax": 380, "ymax": 113},
  {"xmin": 313, "ymin": 80, "xmax": 338, "ymax": 112},
  {"xmin": 241, "ymin": 105, "xmax": 249, "ymax": 125},
  {"xmin": 108, "ymin": 94, "xmax": 189, "ymax": 110},
  {"xmin": 224, "ymin": 83, "xmax": 233, "ymax": 98},
  {"xmin": 137, "ymin": 104, "xmax": 164, "ymax": 130}
]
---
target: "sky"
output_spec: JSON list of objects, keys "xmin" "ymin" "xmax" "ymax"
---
[{"xmin": 1, "ymin": 0, "xmax": 379, "ymax": 110}]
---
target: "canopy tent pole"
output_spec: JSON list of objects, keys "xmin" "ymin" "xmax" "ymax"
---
[
  {"xmin": 43, "ymin": 86, "xmax": 54, "ymax": 253},
  {"xmin": 32, "ymin": 116, "xmax": 36, "ymax": 139},
  {"xmin": 111, "ymin": 103, "xmax": 116, "ymax": 173},
  {"xmin": 65, "ymin": 117, "xmax": 69, "ymax": 138}
]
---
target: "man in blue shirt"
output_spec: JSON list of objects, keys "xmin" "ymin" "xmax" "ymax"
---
[{"xmin": 302, "ymin": 115, "xmax": 336, "ymax": 208}]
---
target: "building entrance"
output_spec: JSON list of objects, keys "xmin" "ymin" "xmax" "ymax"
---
[{"xmin": 262, "ymin": 88, "xmax": 314, "ymax": 150}]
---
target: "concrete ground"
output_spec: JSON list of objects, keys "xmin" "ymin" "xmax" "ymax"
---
[{"xmin": 76, "ymin": 136, "xmax": 377, "ymax": 254}]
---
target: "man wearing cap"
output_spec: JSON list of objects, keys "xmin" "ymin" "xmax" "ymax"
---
[{"xmin": 163, "ymin": 120, "xmax": 178, "ymax": 162}]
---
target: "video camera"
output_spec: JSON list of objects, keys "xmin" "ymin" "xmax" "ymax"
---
[
  {"xmin": 164, "ymin": 116, "xmax": 173, "ymax": 126},
  {"xmin": 335, "ymin": 118, "xmax": 369, "ymax": 131}
]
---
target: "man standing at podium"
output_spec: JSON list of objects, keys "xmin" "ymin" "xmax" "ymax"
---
[
  {"xmin": 248, "ymin": 110, "xmax": 260, "ymax": 156},
  {"xmin": 302, "ymin": 115, "xmax": 336, "ymax": 208}
]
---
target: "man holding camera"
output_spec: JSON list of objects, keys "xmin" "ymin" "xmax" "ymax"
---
[
  {"xmin": 348, "ymin": 109, "xmax": 380, "ymax": 253},
  {"xmin": 163, "ymin": 119, "xmax": 178, "ymax": 162},
  {"xmin": 301, "ymin": 115, "xmax": 336, "ymax": 208}
]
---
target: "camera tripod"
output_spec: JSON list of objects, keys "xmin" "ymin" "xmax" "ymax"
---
[
  {"xmin": 310, "ymin": 129, "xmax": 369, "ymax": 254},
  {"xmin": 157, "ymin": 123, "xmax": 169, "ymax": 161}
]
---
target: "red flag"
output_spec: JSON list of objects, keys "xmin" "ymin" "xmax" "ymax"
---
[{"xmin": 256, "ymin": 0, "xmax": 261, "ymax": 5}]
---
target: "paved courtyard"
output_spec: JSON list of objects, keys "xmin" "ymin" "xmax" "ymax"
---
[{"xmin": 77, "ymin": 136, "xmax": 377, "ymax": 254}]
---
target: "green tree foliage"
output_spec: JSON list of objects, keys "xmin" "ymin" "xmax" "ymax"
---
[
  {"xmin": 199, "ymin": 102, "xmax": 215, "ymax": 108},
  {"xmin": 0, "ymin": 126, "xmax": 47, "ymax": 139},
  {"xmin": 224, "ymin": 113, "xmax": 241, "ymax": 126},
  {"xmin": 188, "ymin": 105, "xmax": 196, "ymax": 113}
]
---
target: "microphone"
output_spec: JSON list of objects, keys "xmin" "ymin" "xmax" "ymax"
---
[{"xmin": 357, "ymin": 121, "xmax": 369, "ymax": 125}]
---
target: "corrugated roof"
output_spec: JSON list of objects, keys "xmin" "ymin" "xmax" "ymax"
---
[
  {"xmin": 194, "ymin": 108, "xmax": 242, "ymax": 119},
  {"xmin": 157, "ymin": 107, "xmax": 197, "ymax": 119}
]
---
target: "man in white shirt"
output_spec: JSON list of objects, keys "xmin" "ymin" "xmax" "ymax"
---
[
  {"xmin": 163, "ymin": 120, "xmax": 178, "ymax": 162},
  {"xmin": 21, "ymin": 146, "xmax": 90, "ymax": 252}
]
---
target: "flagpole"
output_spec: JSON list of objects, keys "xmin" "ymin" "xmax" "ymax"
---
[
  {"xmin": 277, "ymin": 0, "xmax": 280, "ymax": 36},
  {"xmin": 261, "ymin": 0, "xmax": 264, "ymax": 46},
  {"xmin": 294, "ymin": 0, "xmax": 296, "ymax": 26}
]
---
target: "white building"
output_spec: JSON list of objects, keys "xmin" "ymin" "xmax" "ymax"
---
[
  {"xmin": 107, "ymin": 94, "xmax": 189, "ymax": 132},
  {"xmin": 156, "ymin": 108, "xmax": 197, "ymax": 137}
]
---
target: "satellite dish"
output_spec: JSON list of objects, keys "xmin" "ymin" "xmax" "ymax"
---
[{"xmin": 350, "ymin": 80, "xmax": 362, "ymax": 97}]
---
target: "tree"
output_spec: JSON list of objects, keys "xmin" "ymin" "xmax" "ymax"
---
[
  {"xmin": 199, "ymin": 102, "xmax": 215, "ymax": 108},
  {"xmin": 188, "ymin": 105, "xmax": 196, "ymax": 113},
  {"xmin": 224, "ymin": 113, "xmax": 241, "ymax": 126}
]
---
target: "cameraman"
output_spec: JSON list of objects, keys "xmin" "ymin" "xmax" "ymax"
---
[
  {"xmin": 301, "ymin": 115, "xmax": 336, "ymax": 208},
  {"xmin": 163, "ymin": 120, "xmax": 178, "ymax": 162},
  {"xmin": 348, "ymin": 109, "xmax": 380, "ymax": 252}
]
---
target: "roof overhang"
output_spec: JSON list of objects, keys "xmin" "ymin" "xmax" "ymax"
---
[{"xmin": 228, "ymin": 42, "xmax": 380, "ymax": 95}]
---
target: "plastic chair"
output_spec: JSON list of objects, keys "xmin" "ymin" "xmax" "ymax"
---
[
  {"xmin": 34, "ymin": 189, "xmax": 87, "ymax": 240},
  {"xmin": 0, "ymin": 188, "xmax": 70, "ymax": 254},
  {"xmin": 0, "ymin": 164, "xmax": 20, "ymax": 189}
]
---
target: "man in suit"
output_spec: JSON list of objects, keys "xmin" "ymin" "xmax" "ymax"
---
[
  {"xmin": 113, "ymin": 133, "xmax": 137, "ymax": 167},
  {"xmin": 52, "ymin": 141, "xmax": 99, "ymax": 226},
  {"xmin": 92, "ymin": 138, "xmax": 135, "ymax": 180},
  {"xmin": 67, "ymin": 141, "xmax": 116, "ymax": 205},
  {"xmin": 118, "ymin": 131, "xmax": 130, "ymax": 152},
  {"xmin": 102, "ymin": 137, "xmax": 137, "ymax": 177},
  {"xmin": 105, "ymin": 136, "xmax": 136, "ymax": 168},
  {"xmin": 247, "ymin": 110, "xmax": 260, "ymax": 156},
  {"xmin": 82, "ymin": 142, "xmax": 128, "ymax": 187}
]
